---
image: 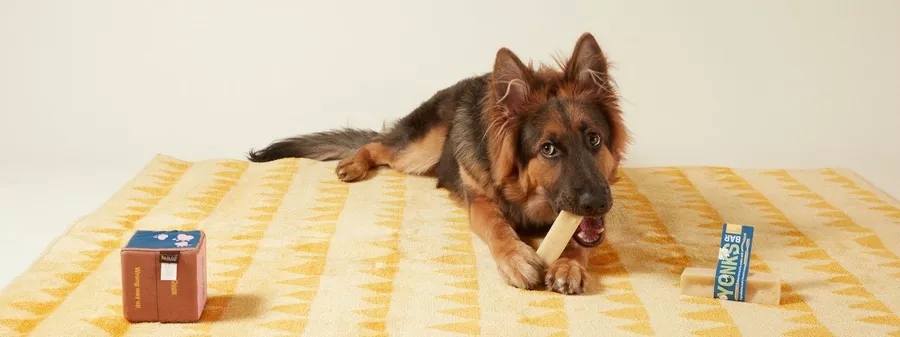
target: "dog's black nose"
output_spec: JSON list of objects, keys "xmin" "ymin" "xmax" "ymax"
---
[{"xmin": 578, "ymin": 192, "xmax": 608, "ymax": 215}]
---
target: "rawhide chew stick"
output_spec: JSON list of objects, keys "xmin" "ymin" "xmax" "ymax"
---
[
  {"xmin": 680, "ymin": 267, "xmax": 781, "ymax": 305},
  {"xmin": 536, "ymin": 211, "xmax": 584, "ymax": 265}
]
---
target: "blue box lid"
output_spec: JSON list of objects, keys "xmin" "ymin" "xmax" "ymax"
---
[{"xmin": 125, "ymin": 230, "xmax": 203, "ymax": 250}]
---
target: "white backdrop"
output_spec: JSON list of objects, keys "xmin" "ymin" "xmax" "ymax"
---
[{"xmin": 1, "ymin": 0, "xmax": 898, "ymax": 287}]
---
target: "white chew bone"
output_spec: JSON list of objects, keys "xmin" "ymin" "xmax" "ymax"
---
[
  {"xmin": 535, "ymin": 211, "xmax": 584, "ymax": 265},
  {"xmin": 680, "ymin": 267, "xmax": 781, "ymax": 305}
]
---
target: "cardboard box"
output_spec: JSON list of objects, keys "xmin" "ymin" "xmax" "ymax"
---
[{"xmin": 120, "ymin": 230, "xmax": 207, "ymax": 323}]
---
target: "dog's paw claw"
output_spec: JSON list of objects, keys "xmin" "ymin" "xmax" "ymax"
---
[
  {"xmin": 545, "ymin": 258, "xmax": 588, "ymax": 295},
  {"xmin": 335, "ymin": 158, "xmax": 368, "ymax": 182},
  {"xmin": 495, "ymin": 242, "xmax": 545, "ymax": 290}
]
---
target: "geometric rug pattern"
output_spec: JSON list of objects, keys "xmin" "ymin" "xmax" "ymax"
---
[{"xmin": 1, "ymin": 155, "xmax": 898, "ymax": 336}]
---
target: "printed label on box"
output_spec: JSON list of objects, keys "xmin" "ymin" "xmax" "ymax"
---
[
  {"xmin": 160, "ymin": 252, "xmax": 179, "ymax": 281},
  {"xmin": 714, "ymin": 222, "xmax": 754, "ymax": 301}
]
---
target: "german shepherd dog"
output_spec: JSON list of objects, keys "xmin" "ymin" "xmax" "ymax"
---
[{"xmin": 248, "ymin": 33, "xmax": 628, "ymax": 295}]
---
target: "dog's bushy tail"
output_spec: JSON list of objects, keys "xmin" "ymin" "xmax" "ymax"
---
[{"xmin": 247, "ymin": 128, "xmax": 380, "ymax": 162}]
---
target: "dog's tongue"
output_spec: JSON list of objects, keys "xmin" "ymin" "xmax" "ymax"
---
[{"xmin": 573, "ymin": 216, "xmax": 606, "ymax": 247}]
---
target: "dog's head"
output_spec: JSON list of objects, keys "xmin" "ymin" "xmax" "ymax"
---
[{"xmin": 485, "ymin": 33, "xmax": 629, "ymax": 247}]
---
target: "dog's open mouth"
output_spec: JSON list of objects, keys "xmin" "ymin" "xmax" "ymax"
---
[{"xmin": 573, "ymin": 216, "xmax": 606, "ymax": 247}]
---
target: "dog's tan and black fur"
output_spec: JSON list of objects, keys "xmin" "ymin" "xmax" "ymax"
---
[{"xmin": 249, "ymin": 33, "xmax": 629, "ymax": 294}]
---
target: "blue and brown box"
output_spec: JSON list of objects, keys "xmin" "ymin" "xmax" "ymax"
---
[{"xmin": 120, "ymin": 230, "xmax": 207, "ymax": 323}]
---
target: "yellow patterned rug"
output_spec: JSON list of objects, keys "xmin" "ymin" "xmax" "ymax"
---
[{"xmin": 1, "ymin": 154, "xmax": 899, "ymax": 336}]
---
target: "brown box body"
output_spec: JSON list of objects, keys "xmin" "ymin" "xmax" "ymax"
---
[{"xmin": 120, "ymin": 230, "xmax": 207, "ymax": 323}]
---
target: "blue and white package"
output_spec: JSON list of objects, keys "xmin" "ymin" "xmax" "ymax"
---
[{"xmin": 714, "ymin": 222, "xmax": 754, "ymax": 301}]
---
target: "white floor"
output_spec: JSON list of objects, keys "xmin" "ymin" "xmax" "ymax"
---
[
  {"xmin": 0, "ymin": 159, "xmax": 897, "ymax": 290},
  {"xmin": 0, "ymin": 160, "xmax": 150, "ymax": 290}
]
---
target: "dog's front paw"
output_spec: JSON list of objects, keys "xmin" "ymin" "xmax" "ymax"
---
[
  {"xmin": 335, "ymin": 157, "xmax": 369, "ymax": 182},
  {"xmin": 545, "ymin": 258, "xmax": 588, "ymax": 295},
  {"xmin": 494, "ymin": 241, "xmax": 545, "ymax": 290}
]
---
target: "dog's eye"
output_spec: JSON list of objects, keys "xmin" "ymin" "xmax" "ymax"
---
[
  {"xmin": 588, "ymin": 132, "xmax": 602, "ymax": 147},
  {"xmin": 540, "ymin": 142, "xmax": 557, "ymax": 157}
]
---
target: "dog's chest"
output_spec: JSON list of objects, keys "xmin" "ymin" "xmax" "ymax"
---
[{"xmin": 503, "ymin": 193, "xmax": 556, "ymax": 232}]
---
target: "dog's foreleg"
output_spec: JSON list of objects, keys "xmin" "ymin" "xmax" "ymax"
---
[{"xmin": 468, "ymin": 196, "xmax": 545, "ymax": 290}]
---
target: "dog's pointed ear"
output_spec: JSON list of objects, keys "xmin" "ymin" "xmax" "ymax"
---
[
  {"xmin": 488, "ymin": 48, "xmax": 531, "ymax": 183},
  {"xmin": 565, "ymin": 33, "xmax": 611, "ymax": 91},
  {"xmin": 492, "ymin": 48, "xmax": 532, "ymax": 115}
]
